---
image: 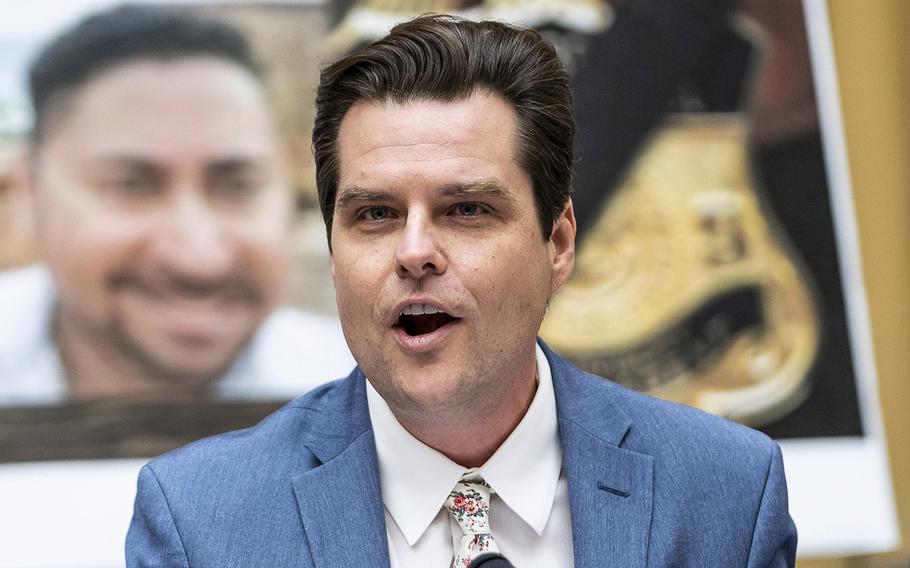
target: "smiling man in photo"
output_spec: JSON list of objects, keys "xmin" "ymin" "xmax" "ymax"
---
[{"xmin": 0, "ymin": 5, "xmax": 352, "ymax": 405}]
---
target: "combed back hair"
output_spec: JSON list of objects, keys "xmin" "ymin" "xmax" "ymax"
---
[
  {"xmin": 312, "ymin": 14, "xmax": 574, "ymax": 243},
  {"xmin": 28, "ymin": 4, "xmax": 261, "ymax": 144}
]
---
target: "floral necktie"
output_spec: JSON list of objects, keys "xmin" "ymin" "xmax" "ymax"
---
[{"xmin": 444, "ymin": 479, "xmax": 500, "ymax": 568}]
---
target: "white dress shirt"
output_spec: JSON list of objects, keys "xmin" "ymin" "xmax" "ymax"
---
[
  {"xmin": 367, "ymin": 344, "xmax": 575, "ymax": 568},
  {"xmin": 0, "ymin": 265, "xmax": 356, "ymax": 405}
]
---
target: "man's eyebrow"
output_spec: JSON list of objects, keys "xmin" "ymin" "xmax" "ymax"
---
[
  {"xmin": 334, "ymin": 181, "xmax": 519, "ymax": 212},
  {"xmin": 92, "ymin": 155, "xmax": 157, "ymax": 168},
  {"xmin": 440, "ymin": 181, "xmax": 517, "ymax": 204},
  {"xmin": 206, "ymin": 158, "xmax": 263, "ymax": 178},
  {"xmin": 335, "ymin": 186, "xmax": 388, "ymax": 211},
  {"xmin": 90, "ymin": 155, "xmax": 163, "ymax": 177}
]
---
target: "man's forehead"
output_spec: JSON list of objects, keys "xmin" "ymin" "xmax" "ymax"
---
[
  {"xmin": 78, "ymin": 55, "xmax": 264, "ymax": 101},
  {"xmin": 40, "ymin": 56, "xmax": 274, "ymax": 147},
  {"xmin": 337, "ymin": 94, "xmax": 521, "ymax": 168},
  {"xmin": 339, "ymin": 93, "xmax": 518, "ymax": 145},
  {"xmin": 36, "ymin": 62, "xmax": 280, "ymax": 169}
]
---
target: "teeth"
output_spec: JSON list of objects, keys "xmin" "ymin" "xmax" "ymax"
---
[{"xmin": 400, "ymin": 304, "xmax": 441, "ymax": 316}]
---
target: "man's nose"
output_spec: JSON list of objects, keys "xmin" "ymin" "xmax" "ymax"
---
[
  {"xmin": 394, "ymin": 213, "xmax": 446, "ymax": 280},
  {"xmin": 152, "ymin": 191, "xmax": 233, "ymax": 280}
]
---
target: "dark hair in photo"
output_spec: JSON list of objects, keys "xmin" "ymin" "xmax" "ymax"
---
[
  {"xmin": 312, "ymin": 14, "xmax": 574, "ymax": 244},
  {"xmin": 28, "ymin": 4, "xmax": 261, "ymax": 143}
]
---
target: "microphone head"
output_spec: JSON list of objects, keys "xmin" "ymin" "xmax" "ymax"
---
[{"xmin": 468, "ymin": 553, "xmax": 515, "ymax": 568}]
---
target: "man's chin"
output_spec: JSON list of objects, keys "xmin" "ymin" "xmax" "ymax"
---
[
  {"xmin": 385, "ymin": 370, "xmax": 480, "ymax": 413},
  {"xmin": 110, "ymin": 322, "xmax": 249, "ymax": 389}
]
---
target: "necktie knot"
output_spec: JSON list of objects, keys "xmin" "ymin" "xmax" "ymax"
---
[
  {"xmin": 445, "ymin": 480, "xmax": 493, "ymax": 535},
  {"xmin": 444, "ymin": 479, "xmax": 499, "ymax": 568}
]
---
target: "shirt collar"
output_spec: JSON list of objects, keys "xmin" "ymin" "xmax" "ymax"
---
[
  {"xmin": 367, "ymin": 343, "xmax": 562, "ymax": 545},
  {"xmin": 479, "ymin": 344, "xmax": 562, "ymax": 536}
]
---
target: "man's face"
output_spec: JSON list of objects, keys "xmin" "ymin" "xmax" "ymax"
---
[
  {"xmin": 28, "ymin": 57, "xmax": 292, "ymax": 385},
  {"xmin": 330, "ymin": 91, "xmax": 575, "ymax": 420}
]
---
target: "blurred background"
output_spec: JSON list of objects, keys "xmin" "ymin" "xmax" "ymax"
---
[{"xmin": 0, "ymin": 0, "xmax": 908, "ymax": 566}]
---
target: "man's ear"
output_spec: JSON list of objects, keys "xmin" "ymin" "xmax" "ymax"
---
[{"xmin": 548, "ymin": 199, "xmax": 576, "ymax": 294}]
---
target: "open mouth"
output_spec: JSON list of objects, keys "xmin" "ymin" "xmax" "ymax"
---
[{"xmin": 397, "ymin": 304, "xmax": 458, "ymax": 337}]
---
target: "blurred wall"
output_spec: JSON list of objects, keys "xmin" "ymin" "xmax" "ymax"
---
[{"xmin": 802, "ymin": 1, "xmax": 910, "ymax": 567}]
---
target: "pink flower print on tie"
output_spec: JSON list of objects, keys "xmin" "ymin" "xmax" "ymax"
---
[{"xmin": 444, "ymin": 480, "xmax": 500, "ymax": 568}]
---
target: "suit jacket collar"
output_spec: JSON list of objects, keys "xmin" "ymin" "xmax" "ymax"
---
[
  {"xmin": 545, "ymin": 340, "xmax": 632, "ymax": 446},
  {"xmin": 544, "ymin": 341, "xmax": 654, "ymax": 568},
  {"xmin": 293, "ymin": 368, "xmax": 391, "ymax": 568}
]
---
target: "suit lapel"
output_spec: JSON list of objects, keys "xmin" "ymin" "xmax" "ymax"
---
[
  {"xmin": 292, "ymin": 370, "xmax": 390, "ymax": 568},
  {"xmin": 545, "ymin": 342, "xmax": 654, "ymax": 568},
  {"xmin": 560, "ymin": 420, "xmax": 654, "ymax": 568}
]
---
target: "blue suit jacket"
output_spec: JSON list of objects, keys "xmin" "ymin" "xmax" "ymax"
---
[{"xmin": 127, "ymin": 343, "xmax": 796, "ymax": 567}]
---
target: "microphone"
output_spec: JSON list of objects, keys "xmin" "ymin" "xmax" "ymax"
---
[{"xmin": 468, "ymin": 553, "xmax": 516, "ymax": 568}]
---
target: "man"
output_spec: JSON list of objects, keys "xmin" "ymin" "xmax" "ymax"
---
[
  {"xmin": 0, "ymin": 5, "xmax": 353, "ymax": 404},
  {"xmin": 127, "ymin": 15, "xmax": 796, "ymax": 567}
]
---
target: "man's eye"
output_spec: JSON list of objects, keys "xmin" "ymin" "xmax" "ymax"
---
[
  {"xmin": 212, "ymin": 176, "xmax": 259, "ymax": 199},
  {"xmin": 455, "ymin": 203, "xmax": 482, "ymax": 216},
  {"xmin": 364, "ymin": 206, "xmax": 392, "ymax": 221},
  {"xmin": 104, "ymin": 177, "xmax": 156, "ymax": 197}
]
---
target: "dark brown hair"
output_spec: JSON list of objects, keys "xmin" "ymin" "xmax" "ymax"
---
[{"xmin": 312, "ymin": 14, "xmax": 574, "ymax": 243}]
